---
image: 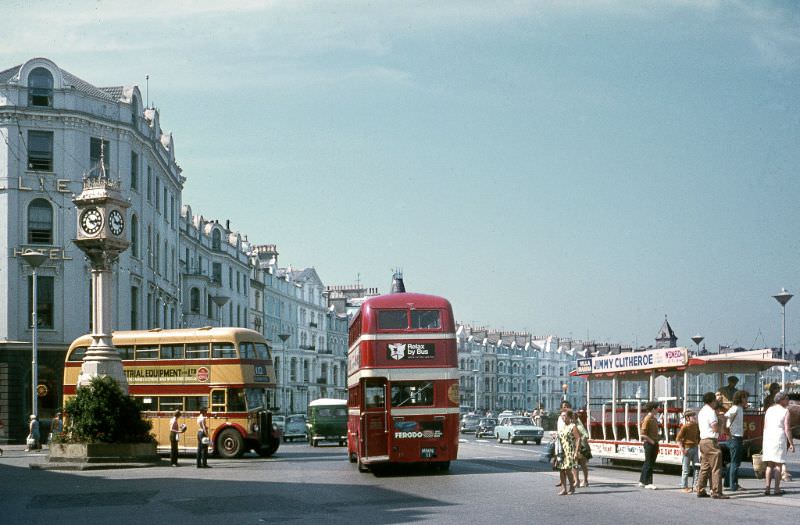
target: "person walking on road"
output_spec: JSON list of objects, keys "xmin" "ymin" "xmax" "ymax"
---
[
  {"xmin": 696, "ymin": 392, "xmax": 728, "ymax": 499},
  {"xmin": 676, "ymin": 409, "xmax": 700, "ymax": 492},
  {"xmin": 761, "ymin": 392, "xmax": 795, "ymax": 496},
  {"xmin": 196, "ymin": 408, "xmax": 211, "ymax": 469},
  {"xmin": 638, "ymin": 402, "xmax": 660, "ymax": 489}
]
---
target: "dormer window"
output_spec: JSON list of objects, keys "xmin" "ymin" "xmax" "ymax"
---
[
  {"xmin": 212, "ymin": 229, "xmax": 221, "ymax": 251},
  {"xmin": 28, "ymin": 67, "xmax": 54, "ymax": 107}
]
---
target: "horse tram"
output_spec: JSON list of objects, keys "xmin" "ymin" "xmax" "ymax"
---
[{"xmin": 573, "ymin": 347, "xmax": 789, "ymax": 466}]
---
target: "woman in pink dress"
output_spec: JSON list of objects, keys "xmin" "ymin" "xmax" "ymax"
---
[{"xmin": 761, "ymin": 392, "xmax": 795, "ymax": 495}]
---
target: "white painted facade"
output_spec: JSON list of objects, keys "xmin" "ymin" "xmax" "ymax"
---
[{"xmin": 0, "ymin": 58, "xmax": 182, "ymax": 433}]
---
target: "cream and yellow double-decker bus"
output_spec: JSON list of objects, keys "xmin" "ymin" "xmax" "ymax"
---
[{"xmin": 64, "ymin": 327, "xmax": 281, "ymax": 458}]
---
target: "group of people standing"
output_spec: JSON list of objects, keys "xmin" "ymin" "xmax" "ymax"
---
[
  {"xmin": 551, "ymin": 377, "xmax": 796, "ymax": 498},
  {"xmin": 669, "ymin": 377, "xmax": 796, "ymax": 498},
  {"xmin": 168, "ymin": 407, "xmax": 211, "ymax": 468}
]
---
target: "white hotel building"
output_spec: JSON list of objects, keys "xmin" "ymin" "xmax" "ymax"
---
[{"xmin": 1, "ymin": 58, "xmax": 182, "ymax": 440}]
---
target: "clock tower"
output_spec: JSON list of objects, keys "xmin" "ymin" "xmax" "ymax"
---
[{"xmin": 72, "ymin": 152, "xmax": 131, "ymax": 392}]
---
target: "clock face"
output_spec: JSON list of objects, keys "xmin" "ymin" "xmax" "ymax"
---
[
  {"xmin": 108, "ymin": 209, "xmax": 124, "ymax": 236},
  {"xmin": 80, "ymin": 207, "xmax": 103, "ymax": 235}
]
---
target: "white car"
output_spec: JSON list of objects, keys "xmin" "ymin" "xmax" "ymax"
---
[{"xmin": 494, "ymin": 416, "xmax": 544, "ymax": 445}]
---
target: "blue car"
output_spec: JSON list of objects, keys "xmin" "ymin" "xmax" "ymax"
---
[{"xmin": 283, "ymin": 414, "xmax": 308, "ymax": 442}]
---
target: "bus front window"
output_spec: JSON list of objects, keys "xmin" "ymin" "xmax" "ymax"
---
[
  {"xmin": 245, "ymin": 388, "xmax": 267, "ymax": 412},
  {"xmin": 391, "ymin": 381, "xmax": 434, "ymax": 407}
]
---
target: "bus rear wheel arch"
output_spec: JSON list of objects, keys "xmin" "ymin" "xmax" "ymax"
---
[{"xmin": 216, "ymin": 428, "xmax": 245, "ymax": 459}]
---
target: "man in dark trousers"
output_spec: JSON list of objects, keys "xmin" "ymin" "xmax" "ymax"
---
[{"xmin": 638, "ymin": 402, "xmax": 660, "ymax": 489}]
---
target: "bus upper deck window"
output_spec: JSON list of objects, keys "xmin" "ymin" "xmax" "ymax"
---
[
  {"xmin": 411, "ymin": 310, "xmax": 440, "ymax": 329},
  {"xmin": 377, "ymin": 310, "xmax": 407, "ymax": 330},
  {"xmin": 254, "ymin": 343, "xmax": 270, "ymax": 360},
  {"xmin": 186, "ymin": 343, "xmax": 210, "ymax": 359},
  {"xmin": 69, "ymin": 347, "xmax": 87, "ymax": 361},
  {"xmin": 161, "ymin": 344, "xmax": 185, "ymax": 359},
  {"xmin": 240, "ymin": 342, "xmax": 255, "ymax": 359},
  {"xmin": 117, "ymin": 345, "xmax": 134, "ymax": 360},
  {"xmin": 212, "ymin": 343, "xmax": 237, "ymax": 359},
  {"xmin": 135, "ymin": 345, "xmax": 158, "ymax": 360}
]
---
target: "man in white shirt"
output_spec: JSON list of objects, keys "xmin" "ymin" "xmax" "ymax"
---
[
  {"xmin": 696, "ymin": 392, "xmax": 728, "ymax": 499},
  {"xmin": 724, "ymin": 390, "xmax": 748, "ymax": 491}
]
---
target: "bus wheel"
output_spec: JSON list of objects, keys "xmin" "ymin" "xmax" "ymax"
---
[
  {"xmin": 216, "ymin": 428, "xmax": 245, "ymax": 459},
  {"xmin": 357, "ymin": 459, "xmax": 370, "ymax": 473},
  {"xmin": 349, "ymin": 452, "xmax": 357, "ymax": 463}
]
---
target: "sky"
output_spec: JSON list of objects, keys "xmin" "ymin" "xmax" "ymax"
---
[{"xmin": 2, "ymin": 0, "xmax": 798, "ymax": 352}]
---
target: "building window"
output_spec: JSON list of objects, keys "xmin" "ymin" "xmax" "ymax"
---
[
  {"xmin": 147, "ymin": 292, "xmax": 153, "ymax": 328},
  {"xmin": 27, "ymin": 199, "xmax": 53, "ymax": 244},
  {"xmin": 28, "ymin": 275, "xmax": 54, "ymax": 329},
  {"xmin": 155, "ymin": 233, "xmax": 161, "ymax": 274},
  {"xmin": 28, "ymin": 67, "xmax": 53, "ymax": 107},
  {"xmin": 131, "ymin": 95, "xmax": 139, "ymax": 127},
  {"xmin": 212, "ymin": 229, "xmax": 221, "ymax": 251},
  {"xmin": 190, "ymin": 288, "xmax": 201, "ymax": 313},
  {"xmin": 147, "ymin": 166, "xmax": 152, "ymax": 202},
  {"xmin": 146, "ymin": 225, "xmax": 152, "ymax": 268},
  {"xmin": 212, "ymin": 263, "xmax": 222, "ymax": 284},
  {"xmin": 130, "ymin": 151, "xmax": 139, "ymax": 190},
  {"xmin": 155, "ymin": 177, "xmax": 160, "ymax": 210},
  {"xmin": 89, "ymin": 137, "xmax": 110, "ymax": 176},
  {"xmin": 130, "ymin": 215, "xmax": 139, "ymax": 257},
  {"xmin": 27, "ymin": 130, "xmax": 53, "ymax": 171},
  {"xmin": 131, "ymin": 286, "xmax": 139, "ymax": 329}
]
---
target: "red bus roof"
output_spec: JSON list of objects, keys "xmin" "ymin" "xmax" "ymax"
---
[{"xmin": 361, "ymin": 292, "xmax": 453, "ymax": 310}]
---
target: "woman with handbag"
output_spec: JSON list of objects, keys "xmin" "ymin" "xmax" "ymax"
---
[
  {"xmin": 196, "ymin": 408, "xmax": 211, "ymax": 468},
  {"xmin": 575, "ymin": 414, "xmax": 591, "ymax": 487}
]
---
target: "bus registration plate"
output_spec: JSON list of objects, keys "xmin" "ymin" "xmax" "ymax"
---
[{"xmin": 421, "ymin": 447, "xmax": 436, "ymax": 458}]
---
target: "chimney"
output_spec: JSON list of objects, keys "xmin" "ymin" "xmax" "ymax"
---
[{"xmin": 390, "ymin": 270, "xmax": 406, "ymax": 293}]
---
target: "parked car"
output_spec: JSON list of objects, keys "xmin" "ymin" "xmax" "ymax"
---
[
  {"xmin": 494, "ymin": 416, "xmax": 544, "ymax": 444},
  {"xmin": 283, "ymin": 414, "xmax": 308, "ymax": 442},
  {"xmin": 460, "ymin": 414, "xmax": 481, "ymax": 433},
  {"xmin": 273, "ymin": 415, "xmax": 286, "ymax": 434},
  {"xmin": 475, "ymin": 418, "xmax": 497, "ymax": 438}
]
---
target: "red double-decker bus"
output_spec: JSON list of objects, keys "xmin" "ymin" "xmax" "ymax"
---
[{"xmin": 347, "ymin": 287, "xmax": 459, "ymax": 472}]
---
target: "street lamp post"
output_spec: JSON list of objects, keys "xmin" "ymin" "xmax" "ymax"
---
[
  {"xmin": 21, "ymin": 249, "xmax": 48, "ymax": 418},
  {"xmin": 472, "ymin": 369, "xmax": 479, "ymax": 414},
  {"xmin": 211, "ymin": 294, "xmax": 230, "ymax": 327},
  {"xmin": 773, "ymin": 288, "xmax": 793, "ymax": 390},
  {"xmin": 278, "ymin": 333, "xmax": 291, "ymax": 414},
  {"xmin": 691, "ymin": 334, "xmax": 704, "ymax": 356}
]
